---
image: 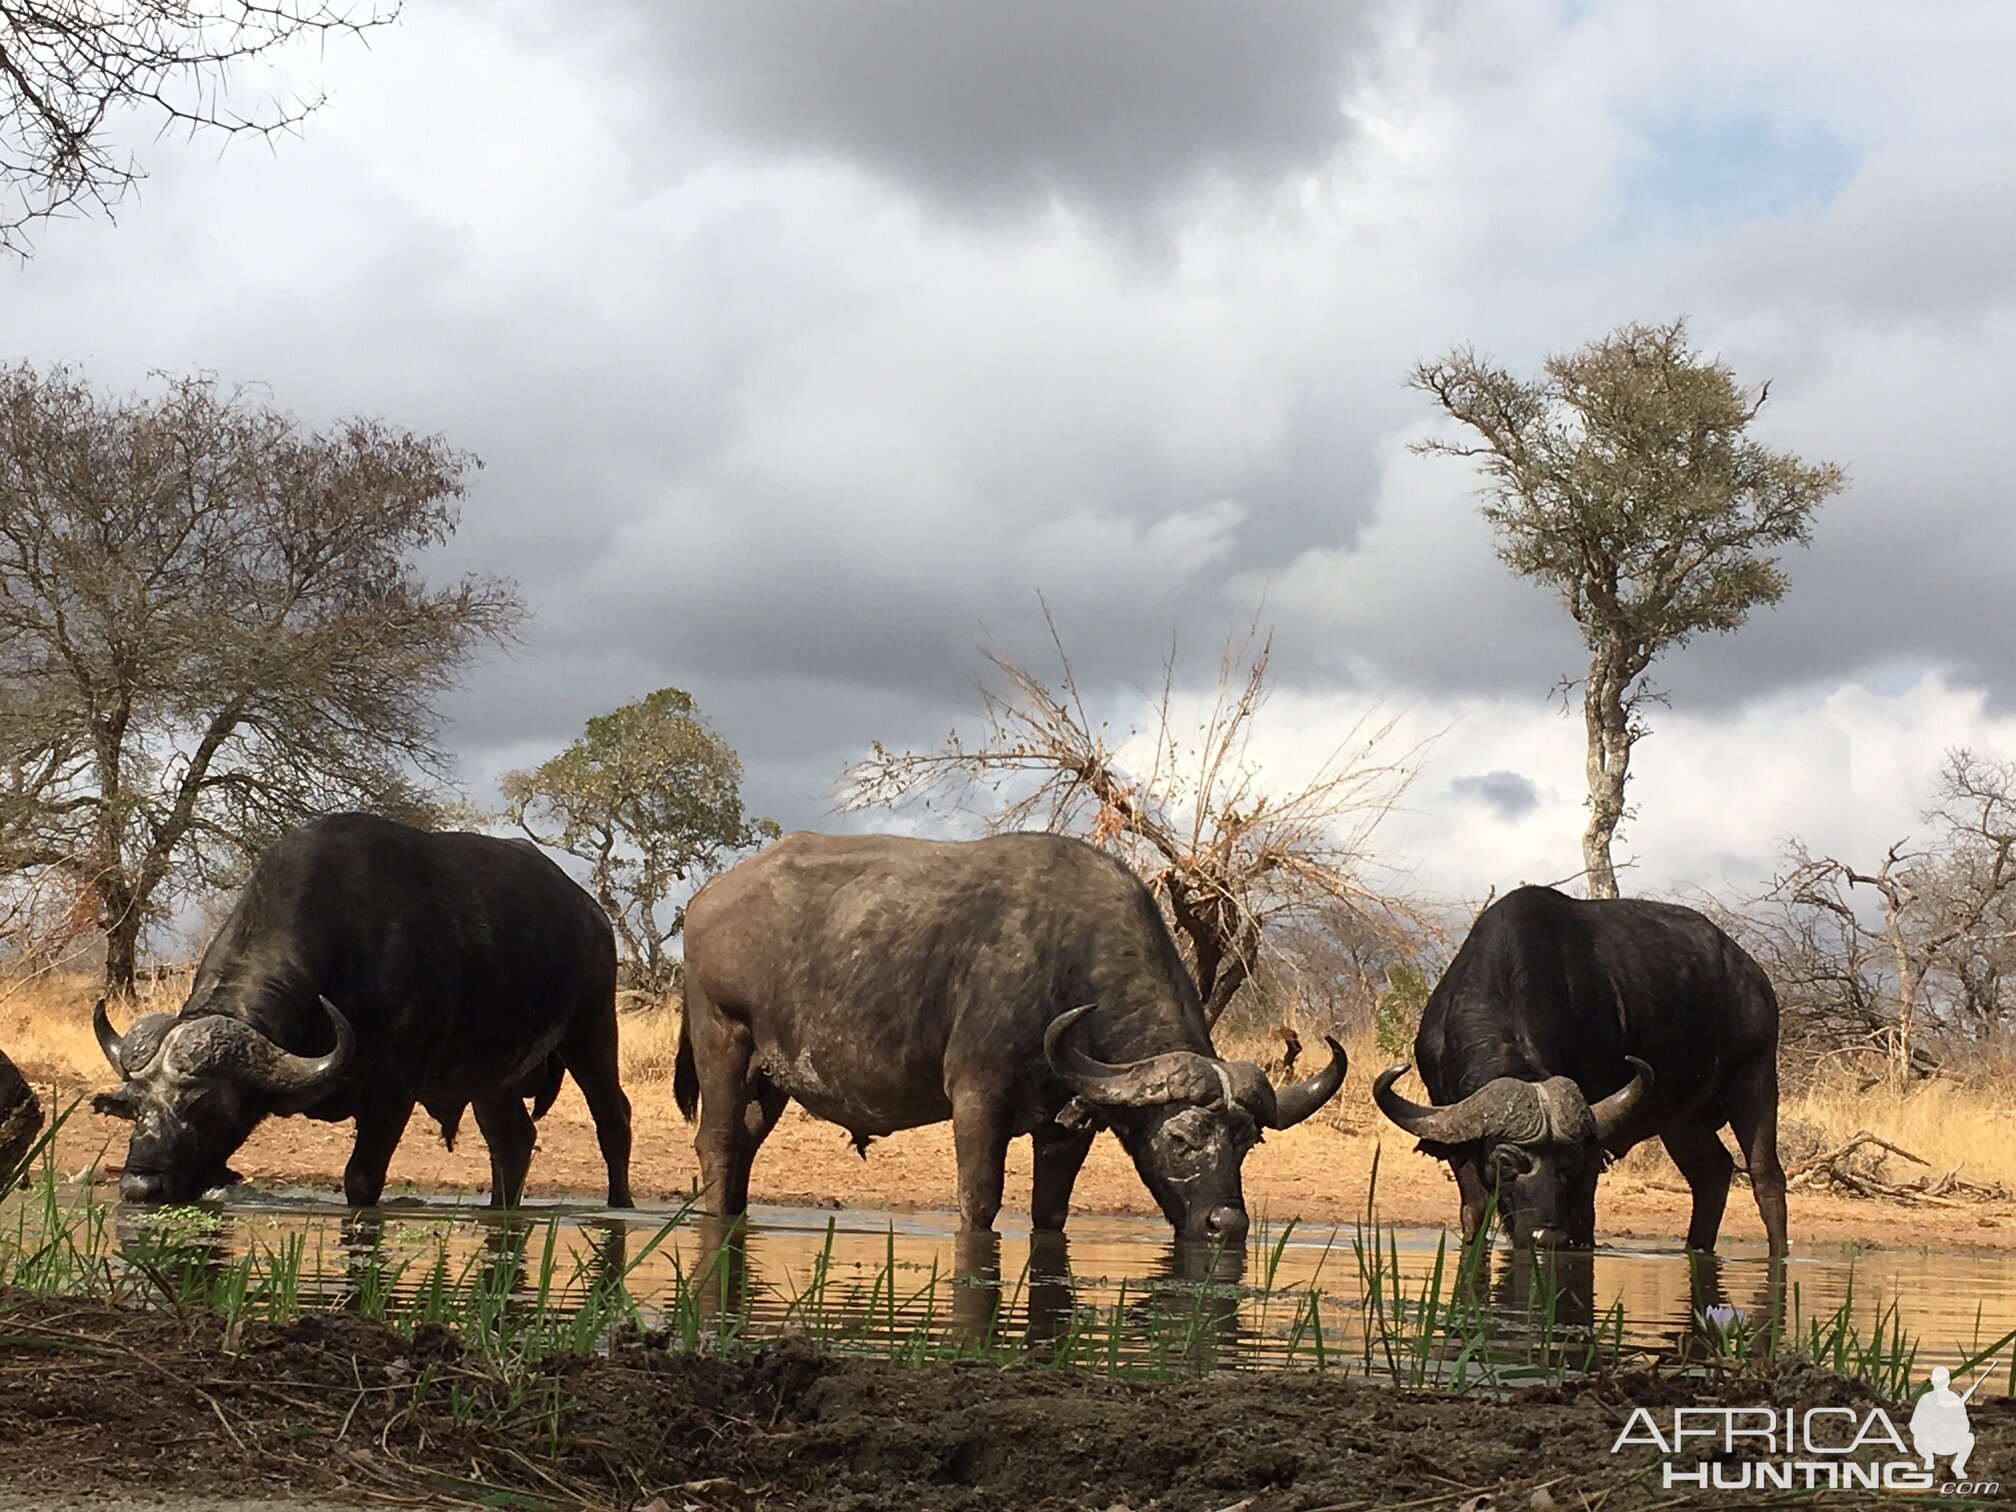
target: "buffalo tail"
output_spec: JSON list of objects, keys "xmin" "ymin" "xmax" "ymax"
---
[{"xmin": 673, "ymin": 1013, "xmax": 699, "ymax": 1122}]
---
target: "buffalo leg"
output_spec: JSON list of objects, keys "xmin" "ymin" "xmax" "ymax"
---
[
  {"xmin": 344, "ymin": 1091, "xmax": 418, "ymax": 1208},
  {"xmin": 689, "ymin": 983, "xmax": 760, "ymax": 1215},
  {"xmin": 1725, "ymin": 1058, "xmax": 1789, "ymax": 1256},
  {"xmin": 743, "ymin": 1074, "xmax": 789, "ymax": 1147},
  {"xmin": 1661, "ymin": 1123, "xmax": 1735, "ymax": 1253},
  {"xmin": 1453, "ymin": 1157, "xmax": 1494, "ymax": 1242},
  {"xmin": 1030, "ymin": 1122, "xmax": 1096, "ymax": 1231},
  {"xmin": 950, "ymin": 1094, "xmax": 1013, "ymax": 1231},
  {"xmin": 473, "ymin": 1093, "xmax": 537, "ymax": 1209},
  {"xmin": 562, "ymin": 1012, "xmax": 635, "ymax": 1208}
]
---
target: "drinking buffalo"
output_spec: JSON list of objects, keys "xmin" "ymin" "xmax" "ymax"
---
[
  {"xmin": 1374, "ymin": 885, "xmax": 1787, "ymax": 1254},
  {"xmin": 92, "ymin": 813, "xmax": 634, "ymax": 1208},
  {"xmin": 675, "ymin": 831, "xmax": 1347, "ymax": 1241}
]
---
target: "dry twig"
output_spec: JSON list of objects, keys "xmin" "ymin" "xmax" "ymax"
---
[{"xmin": 840, "ymin": 607, "xmax": 1435, "ymax": 1025}]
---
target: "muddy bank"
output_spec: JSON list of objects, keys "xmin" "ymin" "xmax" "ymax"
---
[{"xmin": 0, "ymin": 1289, "xmax": 1996, "ymax": 1510}]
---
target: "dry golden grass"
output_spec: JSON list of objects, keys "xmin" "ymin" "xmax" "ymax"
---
[
  {"xmin": 0, "ymin": 969, "xmax": 189, "ymax": 1085},
  {"xmin": 617, "ymin": 1001, "xmax": 684, "ymax": 1083},
  {"xmin": 0, "ymin": 970, "xmax": 689, "ymax": 1090},
  {"xmin": 10, "ymin": 969, "xmax": 2015, "ymax": 1198},
  {"xmin": 1608, "ymin": 1062, "xmax": 2016, "ymax": 1190},
  {"xmin": 1782, "ymin": 1065, "xmax": 2016, "ymax": 1191}
]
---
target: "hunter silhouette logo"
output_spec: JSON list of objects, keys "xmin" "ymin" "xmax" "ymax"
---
[
  {"xmin": 1910, "ymin": 1364, "xmax": 1984, "ymax": 1480},
  {"xmin": 1612, "ymin": 1356, "xmax": 2003, "ymax": 1494}
]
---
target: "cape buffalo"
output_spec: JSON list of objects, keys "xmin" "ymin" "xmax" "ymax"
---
[
  {"xmin": 675, "ymin": 831, "xmax": 1348, "ymax": 1241},
  {"xmin": 1373, "ymin": 885, "xmax": 1787, "ymax": 1254},
  {"xmin": 92, "ymin": 813, "xmax": 634, "ymax": 1209}
]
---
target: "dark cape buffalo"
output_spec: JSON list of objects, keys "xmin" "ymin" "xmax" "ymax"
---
[
  {"xmin": 675, "ymin": 831, "xmax": 1348, "ymax": 1241},
  {"xmin": 1374, "ymin": 886, "xmax": 1787, "ymax": 1254},
  {"xmin": 92, "ymin": 813, "xmax": 634, "ymax": 1209}
]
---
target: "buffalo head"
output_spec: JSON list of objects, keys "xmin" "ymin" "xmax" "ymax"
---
[
  {"xmin": 1044, "ymin": 1005, "xmax": 1347, "ymax": 1244},
  {"xmin": 1373, "ymin": 1058, "xmax": 1650, "ymax": 1249},
  {"xmin": 92, "ymin": 996, "xmax": 354, "ymax": 1204}
]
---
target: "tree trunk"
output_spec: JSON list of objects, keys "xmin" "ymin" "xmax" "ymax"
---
[
  {"xmin": 1165, "ymin": 875, "xmax": 1256, "ymax": 1029},
  {"xmin": 1580, "ymin": 648, "xmax": 1635, "ymax": 900},
  {"xmin": 1888, "ymin": 922, "xmax": 1918, "ymax": 1084},
  {"xmin": 90, "ymin": 712, "xmax": 142, "ymax": 998},
  {"xmin": 1199, "ymin": 927, "xmax": 1259, "ymax": 1030},
  {"xmin": 100, "ymin": 887, "xmax": 143, "ymax": 999}
]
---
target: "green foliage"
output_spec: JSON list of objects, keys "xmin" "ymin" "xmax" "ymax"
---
[
  {"xmin": 1373, "ymin": 960, "xmax": 1431, "ymax": 1059},
  {"xmin": 501, "ymin": 688, "xmax": 779, "ymax": 993},
  {"xmin": 1413, "ymin": 320, "xmax": 1843, "ymax": 658},
  {"xmin": 1412, "ymin": 320, "xmax": 1844, "ymax": 894},
  {"xmin": 0, "ymin": 363, "xmax": 520, "ymax": 988}
]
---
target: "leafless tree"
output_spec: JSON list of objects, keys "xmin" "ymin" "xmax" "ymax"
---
[
  {"xmin": 0, "ymin": 362, "xmax": 522, "ymax": 994},
  {"xmin": 1759, "ymin": 749, "xmax": 2016, "ymax": 1079},
  {"xmin": 840, "ymin": 613, "xmax": 1429, "ymax": 1027},
  {"xmin": 1703, "ymin": 884, "xmax": 1889, "ymax": 1071},
  {"xmin": 1, "ymin": 0, "xmax": 395, "ymax": 255}
]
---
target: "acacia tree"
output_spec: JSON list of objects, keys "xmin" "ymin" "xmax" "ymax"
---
[
  {"xmin": 501, "ymin": 687, "xmax": 779, "ymax": 997},
  {"xmin": 0, "ymin": 363, "xmax": 522, "ymax": 993},
  {"xmin": 840, "ymin": 616, "xmax": 1426, "ymax": 1028},
  {"xmin": 1, "ymin": 0, "xmax": 394, "ymax": 255},
  {"xmin": 1412, "ymin": 320, "xmax": 1843, "ymax": 897}
]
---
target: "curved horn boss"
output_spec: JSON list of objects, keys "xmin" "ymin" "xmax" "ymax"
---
[
  {"xmin": 93, "ymin": 999, "xmax": 175, "ymax": 1079},
  {"xmin": 1589, "ymin": 1056, "xmax": 1653, "ymax": 1141},
  {"xmin": 166, "ymin": 996, "xmax": 355, "ymax": 1109},
  {"xmin": 1042, "ymin": 1005, "xmax": 1226, "ymax": 1108},
  {"xmin": 1373, "ymin": 1065, "xmax": 1548, "ymax": 1145}
]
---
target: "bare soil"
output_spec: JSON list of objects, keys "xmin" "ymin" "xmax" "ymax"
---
[
  {"xmin": 34, "ymin": 1068, "xmax": 2016, "ymax": 1254},
  {"xmin": 0, "ymin": 1288, "xmax": 1986, "ymax": 1511}
]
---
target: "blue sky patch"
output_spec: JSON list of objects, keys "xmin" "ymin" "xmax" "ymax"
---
[{"xmin": 1624, "ymin": 114, "xmax": 1857, "ymax": 224}]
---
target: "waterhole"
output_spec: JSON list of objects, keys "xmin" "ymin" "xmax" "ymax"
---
[{"xmin": 46, "ymin": 1187, "xmax": 2016, "ymax": 1392}]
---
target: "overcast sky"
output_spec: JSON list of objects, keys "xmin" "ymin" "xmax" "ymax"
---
[{"xmin": 10, "ymin": 0, "xmax": 2015, "ymax": 906}]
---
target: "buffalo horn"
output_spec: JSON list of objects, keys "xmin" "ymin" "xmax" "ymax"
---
[
  {"xmin": 1589, "ymin": 1056, "xmax": 1653, "ymax": 1140},
  {"xmin": 1265, "ymin": 1036, "xmax": 1348, "ymax": 1129},
  {"xmin": 250, "ymin": 995, "xmax": 356, "ymax": 1103},
  {"xmin": 178, "ymin": 996, "xmax": 356, "ymax": 1108},
  {"xmin": 93, "ymin": 999, "xmax": 174, "ymax": 1078},
  {"xmin": 1043, "ymin": 1005, "xmax": 1224, "ymax": 1109},
  {"xmin": 1372, "ymin": 1065, "xmax": 1549, "ymax": 1145},
  {"xmin": 92, "ymin": 998, "xmax": 122, "ymax": 1074}
]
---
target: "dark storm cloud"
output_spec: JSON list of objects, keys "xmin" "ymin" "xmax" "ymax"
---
[
  {"xmin": 1451, "ymin": 770, "xmax": 1540, "ymax": 821},
  {"xmin": 15, "ymin": 0, "xmax": 2016, "ymax": 896},
  {"xmin": 611, "ymin": 1, "xmax": 1378, "ymax": 215}
]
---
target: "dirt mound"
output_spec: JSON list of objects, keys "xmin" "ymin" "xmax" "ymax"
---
[{"xmin": 0, "ymin": 1289, "xmax": 1956, "ymax": 1510}]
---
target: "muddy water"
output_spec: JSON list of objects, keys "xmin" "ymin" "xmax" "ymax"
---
[{"xmin": 78, "ymin": 1190, "xmax": 2016, "ymax": 1391}]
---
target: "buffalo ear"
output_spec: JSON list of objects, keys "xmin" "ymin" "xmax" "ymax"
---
[
  {"xmin": 91, "ymin": 1087, "xmax": 139, "ymax": 1121},
  {"xmin": 1055, "ymin": 1098, "xmax": 1101, "ymax": 1133}
]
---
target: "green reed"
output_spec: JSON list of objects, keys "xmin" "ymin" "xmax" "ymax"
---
[{"xmin": 0, "ymin": 1131, "xmax": 1974, "ymax": 1403}]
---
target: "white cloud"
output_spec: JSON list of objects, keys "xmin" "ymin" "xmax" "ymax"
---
[{"xmin": 5, "ymin": 0, "xmax": 2014, "ymax": 910}]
